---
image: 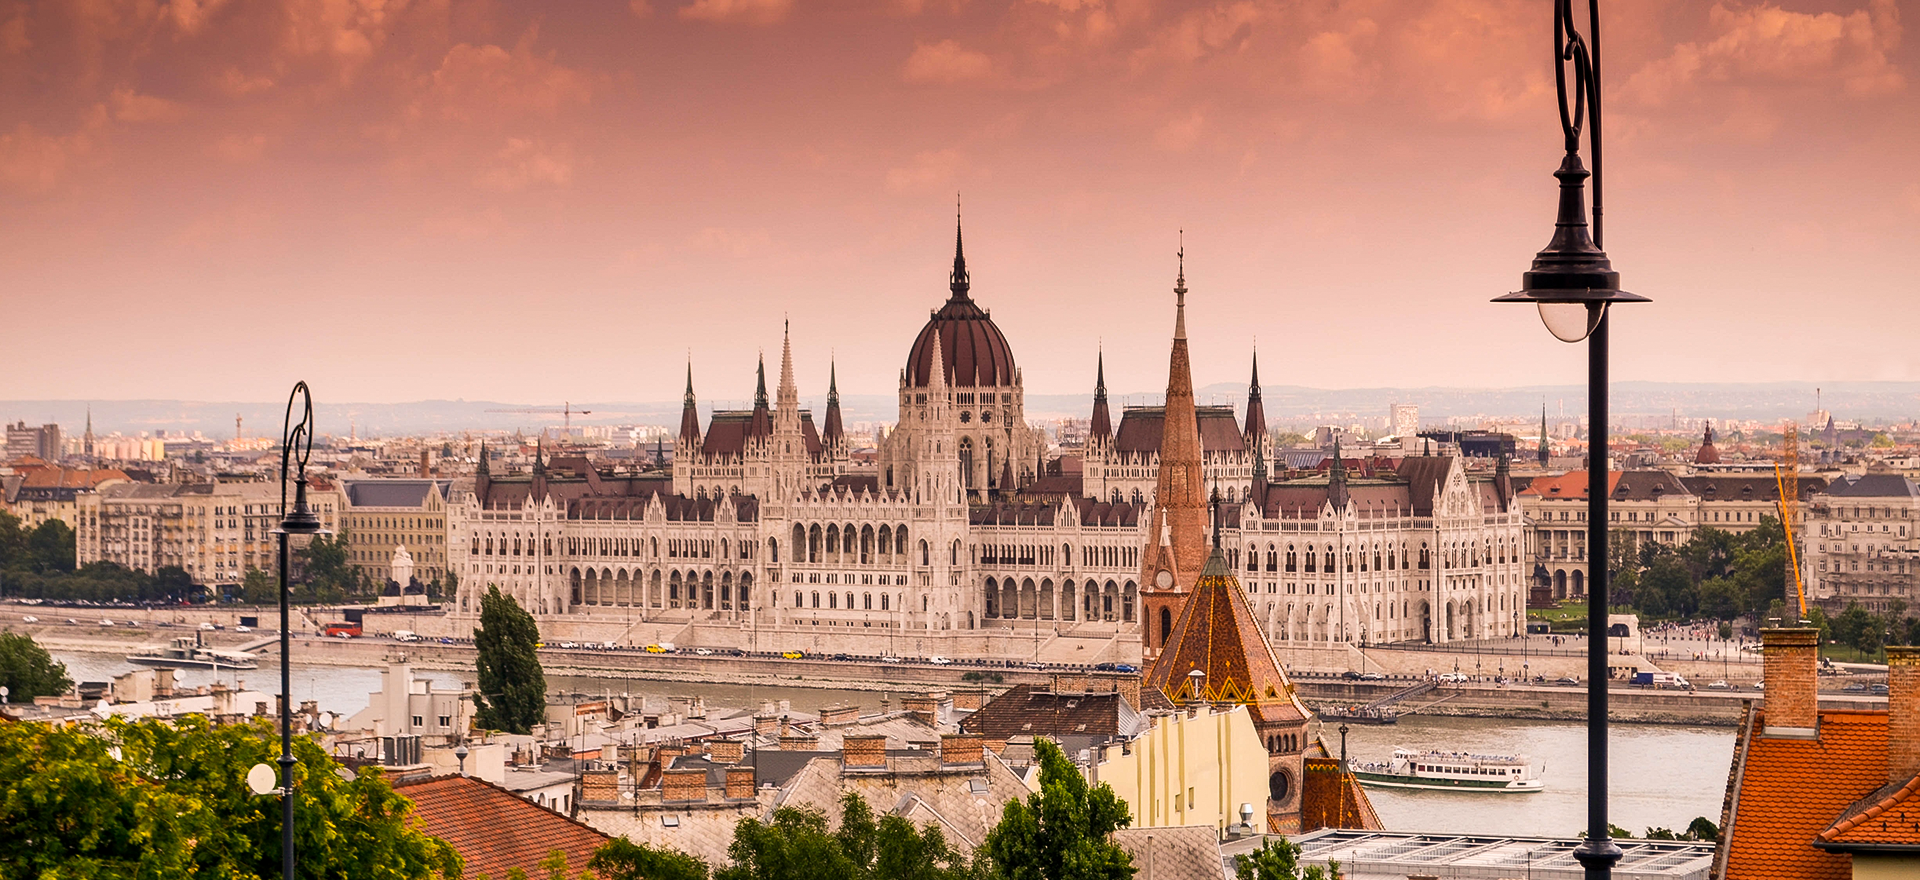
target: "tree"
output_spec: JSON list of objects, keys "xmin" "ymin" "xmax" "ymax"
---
[
  {"xmin": 591, "ymin": 838, "xmax": 710, "ymax": 880},
  {"xmin": 297, "ymin": 530, "xmax": 359, "ymax": 601},
  {"xmin": 0, "ymin": 631, "xmax": 72, "ymax": 699},
  {"xmin": 1235, "ymin": 838, "xmax": 1341, "ymax": 880},
  {"xmin": 242, "ymin": 567, "xmax": 278, "ymax": 605},
  {"xmin": 715, "ymin": 806, "xmax": 859, "ymax": 880},
  {"xmin": 0, "ymin": 714, "xmax": 461, "ymax": 879},
  {"xmin": 26, "ymin": 518, "xmax": 75, "ymax": 573},
  {"xmin": 983, "ymin": 737, "xmax": 1134, "ymax": 880},
  {"xmin": 473, "ymin": 584, "xmax": 547, "ymax": 734}
]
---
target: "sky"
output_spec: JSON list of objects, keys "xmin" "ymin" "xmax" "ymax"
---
[{"xmin": 2, "ymin": 0, "xmax": 1914, "ymax": 408}]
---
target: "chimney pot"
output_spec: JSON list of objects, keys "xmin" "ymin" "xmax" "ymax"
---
[{"xmin": 1761, "ymin": 627, "xmax": 1821, "ymax": 736}]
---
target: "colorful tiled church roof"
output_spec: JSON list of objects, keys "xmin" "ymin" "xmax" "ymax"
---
[{"xmin": 1142, "ymin": 538, "xmax": 1308, "ymax": 725}]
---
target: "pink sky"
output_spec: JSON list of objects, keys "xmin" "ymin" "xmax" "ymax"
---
[{"xmin": 2, "ymin": 0, "xmax": 1913, "ymax": 406}]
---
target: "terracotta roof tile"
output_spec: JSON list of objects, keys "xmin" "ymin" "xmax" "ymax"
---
[
  {"xmin": 396, "ymin": 774, "xmax": 611, "ymax": 880},
  {"xmin": 1723, "ymin": 710, "xmax": 1892, "ymax": 880},
  {"xmin": 1817, "ymin": 773, "xmax": 1920, "ymax": 848},
  {"xmin": 1143, "ymin": 547, "xmax": 1308, "ymax": 727}
]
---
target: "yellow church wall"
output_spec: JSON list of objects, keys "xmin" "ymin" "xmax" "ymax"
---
[{"xmin": 1090, "ymin": 704, "xmax": 1270, "ymax": 836}]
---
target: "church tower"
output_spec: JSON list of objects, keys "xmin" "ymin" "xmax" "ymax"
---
[
  {"xmin": 673, "ymin": 363, "xmax": 703, "ymax": 497},
  {"xmin": 768, "ymin": 321, "xmax": 808, "ymax": 503},
  {"xmin": 1140, "ymin": 248, "xmax": 1208, "ymax": 657}
]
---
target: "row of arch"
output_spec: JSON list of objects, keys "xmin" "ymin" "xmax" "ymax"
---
[
  {"xmin": 568, "ymin": 567, "xmax": 755, "ymax": 612},
  {"xmin": 983, "ymin": 577, "xmax": 1137, "ymax": 623},
  {"xmin": 790, "ymin": 522, "xmax": 913, "ymax": 565}
]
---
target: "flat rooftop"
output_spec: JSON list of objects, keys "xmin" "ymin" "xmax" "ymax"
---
[{"xmin": 1285, "ymin": 829, "xmax": 1715, "ymax": 880}]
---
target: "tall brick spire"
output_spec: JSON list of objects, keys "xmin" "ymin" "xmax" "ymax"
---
[{"xmin": 1141, "ymin": 241, "xmax": 1208, "ymax": 656}]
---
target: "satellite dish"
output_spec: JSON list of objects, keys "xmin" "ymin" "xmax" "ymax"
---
[
  {"xmin": 336, "ymin": 767, "xmax": 357, "ymax": 782},
  {"xmin": 91, "ymin": 700, "xmax": 113, "ymax": 719},
  {"xmin": 246, "ymin": 763, "xmax": 278, "ymax": 795}
]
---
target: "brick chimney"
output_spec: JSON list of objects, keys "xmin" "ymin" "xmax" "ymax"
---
[
  {"xmin": 941, "ymin": 734, "xmax": 984, "ymax": 765},
  {"xmin": 1762, "ymin": 627, "xmax": 1820, "ymax": 735},
  {"xmin": 661, "ymin": 768, "xmax": 707, "ymax": 802},
  {"xmin": 1887, "ymin": 646, "xmax": 1920, "ymax": 783},
  {"xmin": 820, "ymin": 704, "xmax": 861, "ymax": 725},
  {"xmin": 1114, "ymin": 674, "xmax": 1142, "ymax": 712},
  {"xmin": 724, "ymin": 766, "xmax": 756, "ymax": 800},
  {"xmin": 903, "ymin": 695, "xmax": 938, "ymax": 727},
  {"xmin": 951, "ymin": 691, "xmax": 983, "ymax": 711},
  {"xmin": 754, "ymin": 714, "xmax": 780, "ymax": 736},
  {"xmin": 581, "ymin": 769, "xmax": 619, "ymax": 801},
  {"xmin": 779, "ymin": 733, "xmax": 819, "ymax": 751},
  {"xmin": 843, "ymin": 734, "xmax": 888, "ymax": 769},
  {"xmin": 704, "ymin": 740, "xmax": 744, "ymax": 765}
]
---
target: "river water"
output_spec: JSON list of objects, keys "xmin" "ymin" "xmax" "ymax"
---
[
  {"xmin": 54, "ymin": 651, "xmax": 1733, "ymax": 838},
  {"xmin": 1338, "ymin": 714, "xmax": 1735, "ymax": 838}
]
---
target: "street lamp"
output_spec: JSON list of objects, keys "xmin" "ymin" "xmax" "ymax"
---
[
  {"xmin": 455, "ymin": 742, "xmax": 470, "ymax": 777},
  {"xmin": 274, "ymin": 382, "xmax": 328, "ymax": 880},
  {"xmin": 1492, "ymin": 3, "xmax": 1648, "ymax": 877}
]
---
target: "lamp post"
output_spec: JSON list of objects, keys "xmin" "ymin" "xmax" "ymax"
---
[
  {"xmin": 274, "ymin": 382, "xmax": 328, "ymax": 880},
  {"xmin": 1493, "ymin": 3, "xmax": 1648, "ymax": 877},
  {"xmin": 455, "ymin": 742, "xmax": 470, "ymax": 777}
]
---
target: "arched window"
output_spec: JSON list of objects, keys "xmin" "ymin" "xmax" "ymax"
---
[
  {"xmin": 1419, "ymin": 544, "xmax": 1431, "ymax": 569},
  {"xmin": 769, "ymin": 537, "xmax": 779, "ymax": 564},
  {"xmin": 880, "ymin": 593, "xmax": 890, "ymax": 611},
  {"xmin": 920, "ymin": 540, "xmax": 930, "ymax": 566},
  {"xmin": 829, "ymin": 592, "xmax": 838, "ymax": 609},
  {"xmin": 812, "ymin": 591, "xmax": 820, "ymax": 608},
  {"xmin": 863, "ymin": 593, "xmax": 872, "ymax": 610}
]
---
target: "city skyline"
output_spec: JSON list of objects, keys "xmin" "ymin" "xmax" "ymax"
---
[{"xmin": 2, "ymin": 0, "xmax": 1913, "ymax": 404}]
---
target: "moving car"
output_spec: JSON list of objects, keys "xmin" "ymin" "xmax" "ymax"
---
[
  {"xmin": 99, "ymin": 619, "xmax": 114, "ymax": 627},
  {"xmin": 234, "ymin": 625, "xmax": 252, "ymax": 633},
  {"xmin": 780, "ymin": 650, "xmax": 805, "ymax": 659},
  {"xmin": 20, "ymin": 616, "xmax": 36, "ymax": 623},
  {"xmin": 694, "ymin": 648, "xmax": 715, "ymax": 656},
  {"xmin": 928, "ymin": 656, "xmax": 953, "ymax": 665},
  {"xmin": 1708, "ymin": 680, "xmax": 1730, "ymax": 690}
]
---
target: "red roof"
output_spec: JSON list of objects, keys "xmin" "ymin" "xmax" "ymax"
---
[
  {"xmin": 1722, "ymin": 710, "xmax": 1897, "ymax": 880},
  {"xmin": 905, "ymin": 293, "xmax": 1017, "ymax": 388},
  {"xmin": 1818, "ymin": 773, "xmax": 1920, "ymax": 849},
  {"xmin": 396, "ymin": 774, "xmax": 610, "ymax": 880}
]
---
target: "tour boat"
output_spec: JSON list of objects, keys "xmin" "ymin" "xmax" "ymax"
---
[
  {"xmin": 1351, "ymin": 747, "xmax": 1544, "ymax": 793},
  {"xmin": 126, "ymin": 635, "xmax": 260, "ymax": 670}
]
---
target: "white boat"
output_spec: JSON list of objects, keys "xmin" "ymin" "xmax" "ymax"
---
[
  {"xmin": 1352, "ymin": 747, "xmax": 1544, "ymax": 793},
  {"xmin": 126, "ymin": 634, "xmax": 259, "ymax": 670}
]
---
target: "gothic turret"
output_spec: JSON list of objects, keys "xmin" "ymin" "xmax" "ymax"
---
[
  {"xmin": 1089, "ymin": 350, "xmax": 1112, "ymax": 445},
  {"xmin": 679, "ymin": 364, "xmax": 702, "ymax": 445},
  {"xmin": 1537, "ymin": 404, "xmax": 1549, "ymax": 466},
  {"xmin": 823, "ymin": 360, "xmax": 845, "ymax": 448},
  {"xmin": 1328, "ymin": 437, "xmax": 1349, "ymax": 513},
  {"xmin": 1244, "ymin": 349, "xmax": 1267, "ymax": 445},
  {"xmin": 748, "ymin": 354, "xmax": 772, "ymax": 439}
]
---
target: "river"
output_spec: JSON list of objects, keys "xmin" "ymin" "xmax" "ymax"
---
[{"xmin": 53, "ymin": 651, "xmax": 1734, "ymax": 838}]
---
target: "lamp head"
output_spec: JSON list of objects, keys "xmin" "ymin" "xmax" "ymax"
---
[
  {"xmin": 274, "ymin": 477, "xmax": 327, "ymax": 537},
  {"xmin": 1494, "ymin": 151, "xmax": 1647, "ymax": 341}
]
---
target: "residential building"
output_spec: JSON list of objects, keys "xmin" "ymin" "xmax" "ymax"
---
[
  {"xmin": 339, "ymin": 662, "xmax": 473, "ymax": 746},
  {"xmin": 1090, "ymin": 703, "xmax": 1274, "ymax": 837},
  {"xmin": 1712, "ymin": 631, "xmax": 1920, "ymax": 880},
  {"xmin": 0, "ymin": 464, "xmax": 132, "ymax": 530},
  {"xmin": 5, "ymin": 421, "xmax": 61, "ymax": 461},
  {"xmin": 74, "ymin": 478, "xmax": 343, "ymax": 583},
  {"xmin": 393, "ymin": 775, "xmax": 612, "ymax": 880},
  {"xmin": 1804, "ymin": 470, "xmax": 1920, "ymax": 613},
  {"xmin": 340, "ymin": 479, "xmax": 452, "ymax": 588}
]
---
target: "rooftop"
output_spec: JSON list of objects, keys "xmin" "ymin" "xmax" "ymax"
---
[{"xmin": 1290, "ymin": 829, "xmax": 1716, "ymax": 880}]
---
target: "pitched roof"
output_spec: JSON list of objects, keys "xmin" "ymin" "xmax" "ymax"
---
[
  {"xmin": 1110, "ymin": 825, "xmax": 1230, "ymax": 880},
  {"xmin": 343, "ymin": 479, "xmax": 450, "ymax": 508},
  {"xmin": 1682, "ymin": 474, "xmax": 1828, "ymax": 503},
  {"xmin": 395, "ymin": 774, "xmax": 611, "ymax": 880},
  {"xmin": 1142, "ymin": 546, "xmax": 1308, "ymax": 726},
  {"xmin": 959, "ymin": 684, "xmax": 1144, "ymax": 740},
  {"xmin": 1816, "ymin": 773, "xmax": 1920, "ymax": 851},
  {"xmin": 1721, "ymin": 709, "xmax": 1895, "ymax": 880},
  {"xmin": 1114, "ymin": 406, "xmax": 1248, "ymax": 456},
  {"xmin": 1824, "ymin": 473, "xmax": 1920, "ymax": 499}
]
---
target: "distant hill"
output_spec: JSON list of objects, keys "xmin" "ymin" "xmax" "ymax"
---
[{"xmin": 5, "ymin": 381, "xmax": 1913, "ymax": 438}]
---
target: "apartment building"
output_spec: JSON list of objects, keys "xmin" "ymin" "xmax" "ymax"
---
[
  {"xmin": 75, "ymin": 478, "xmax": 343, "ymax": 584},
  {"xmin": 1804, "ymin": 470, "xmax": 1920, "ymax": 613}
]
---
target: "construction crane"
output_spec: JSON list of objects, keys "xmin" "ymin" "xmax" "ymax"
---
[
  {"xmin": 485, "ymin": 402, "xmax": 593, "ymax": 433},
  {"xmin": 1774, "ymin": 420, "xmax": 1806, "ymax": 619}
]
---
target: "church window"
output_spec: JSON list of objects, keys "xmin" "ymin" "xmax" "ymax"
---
[
  {"xmin": 812, "ymin": 591, "xmax": 820, "ymax": 608},
  {"xmin": 880, "ymin": 593, "xmax": 889, "ymax": 611},
  {"xmin": 863, "ymin": 593, "xmax": 872, "ymax": 610}
]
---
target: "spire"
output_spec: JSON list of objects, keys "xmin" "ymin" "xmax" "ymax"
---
[
  {"xmin": 776, "ymin": 319, "xmax": 800, "ymax": 416},
  {"xmin": 754, "ymin": 354, "xmax": 769, "ymax": 410},
  {"xmin": 1143, "ymin": 243, "xmax": 1207, "ymax": 597},
  {"xmin": 823, "ymin": 359, "xmax": 845, "ymax": 444},
  {"xmin": 1538, "ymin": 402, "xmax": 1549, "ymax": 466},
  {"xmin": 533, "ymin": 438, "xmax": 546, "ymax": 476},
  {"xmin": 1210, "ymin": 487, "xmax": 1222, "ymax": 550},
  {"xmin": 1089, "ymin": 349, "xmax": 1112, "ymax": 442},
  {"xmin": 1329, "ymin": 436, "xmax": 1348, "ymax": 512},
  {"xmin": 679, "ymin": 362, "xmax": 702, "ymax": 444},
  {"xmin": 1173, "ymin": 232, "xmax": 1188, "ymax": 341},
  {"xmin": 476, "ymin": 442, "xmax": 489, "ymax": 476},
  {"xmin": 1000, "ymin": 453, "xmax": 1015, "ymax": 496},
  {"xmin": 949, "ymin": 198, "xmax": 970, "ymax": 301},
  {"xmin": 1243, "ymin": 347, "xmax": 1267, "ymax": 442}
]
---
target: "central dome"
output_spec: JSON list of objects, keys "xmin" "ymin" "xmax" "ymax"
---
[{"xmin": 905, "ymin": 221, "xmax": 1017, "ymax": 388}]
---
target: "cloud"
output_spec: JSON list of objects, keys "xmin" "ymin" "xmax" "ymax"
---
[
  {"xmin": 1154, "ymin": 109, "xmax": 1204, "ymax": 151},
  {"xmin": 0, "ymin": 106, "xmax": 107, "ymax": 193},
  {"xmin": 110, "ymin": 89, "xmax": 184, "ymax": 123},
  {"xmin": 165, "ymin": 0, "xmax": 233, "ymax": 35},
  {"xmin": 214, "ymin": 66, "xmax": 276, "ymax": 96},
  {"xmin": 677, "ymin": 0, "xmax": 792, "ymax": 26},
  {"xmin": 1624, "ymin": 0, "xmax": 1905, "ymax": 106},
  {"xmin": 629, "ymin": 0, "xmax": 655, "ymax": 17},
  {"xmin": 419, "ymin": 41, "xmax": 594, "ymax": 121},
  {"xmin": 903, "ymin": 39, "xmax": 993, "ymax": 84},
  {"xmin": 476, "ymin": 138, "xmax": 575, "ymax": 191},
  {"xmin": 211, "ymin": 133, "xmax": 269, "ymax": 162},
  {"xmin": 885, "ymin": 148, "xmax": 964, "ymax": 194}
]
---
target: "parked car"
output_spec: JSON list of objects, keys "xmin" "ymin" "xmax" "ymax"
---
[
  {"xmin": 558, "ymin": 641, "xmax": 578, "ymax": 649},
  {"xmin": 1707, "ymin": 680, "xmax": 1730, "ymax": 690},
  {"xmin": 1342, "ymin": 671, "xmax": 1365, "ymax": 680},
  {"xmin": 780, "ymin": 650, "xmax": 806, "ymax": 660},
  {"xmin": 439, "ymin": 637, "xmax": 455, "ymax": 645},
  {"xmin": 234, "ymin": 625, "xmax": 252, "ymax": 633},
  {"xmin": 880, "ymin": 656, "xmax": 902, "ymax": 663},
  {"xmin": 200, "ymin": 622, "xmax": 218, "ymax": 631},
  {"xmin": 99, "ymin": 619, "xmax": 114, "ymax": 627},
  {"xmin": 1555, "ymin": 676, "xmax": 1580, "ymax": 686},
  {"xmin": 21, "ymin": 616, "xmax": 37, "ymax": 623},
  {"xmin": 1871, "ymin": 683, "xmax": 1889, "ymax": 695},
  {"xmin": 1438, "ymin": 672, "xmax": 1469, "ymax": 683},
  {"xmin": 694, "ymin": 648, "xmax": 715, "ymax": 656},
  {"xmin": 928, "ymin": 656, "xmax": 953, "ymax": 665},
  {"xmin": 1361, "ymin": 672, "xmax": 1386, "ymax": 680}
]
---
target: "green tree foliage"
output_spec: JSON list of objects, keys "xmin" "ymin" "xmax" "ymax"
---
[
  {"xmin": 0, "ymin": 714, "xmax": 460, "ymax": 879},
  {"xmin": 1643, "ymin": 817, "xmax": 1719, "ymax": 842},
  {"xmin": 983, "ymin": 737, "xmax": 1134, "ymax": 880},
  {"xmin": 473, "ymin": 585, "xmax": 547, "ymax": 734},
  {"xmin": 1831, "ymin": 601, "xmax": 1886, "ymax": 655},
  {"xmin": 0, "ymin": 631, "xmax": 72, "ymax": 699},
  {"xmin": 591, "ymin": 838, "xmax": 710, "ymax": 880},
  {"xmin": 716, "ymin": 806, "xmax": 859, "ymax": 880},
  {"xmin": 1602, "ymin": 517, "xmax": 1800, "ymax": 624},
  {"xmin": 294, "ymin": 530, "xmax": 364, "ymax": 602},
  {"xmin": 0, "ymin": 512, "xmax": 207, "ymax": 604},
  {"xmin": 241, "ymin": 568, "xmax": 278, "ymax": 605},
  {"xmin": 26, "ymin": 519, "xmax": 76, "ymax": 573},
  {"xmin": 1234, "ymin": 838, "xmax": 1341, "ymax": 880}
]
